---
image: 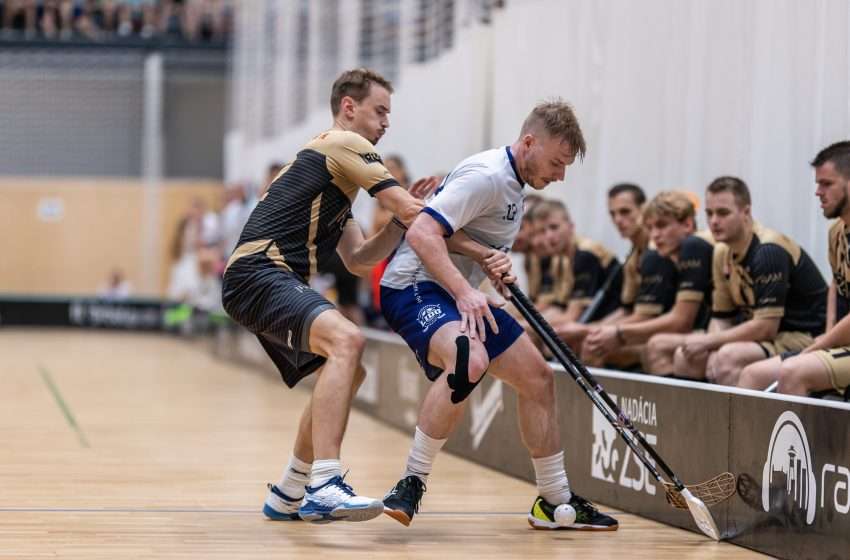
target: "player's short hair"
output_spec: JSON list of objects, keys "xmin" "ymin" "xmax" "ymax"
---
[
  {"xmin": 706, "ymin": 176, "xmax": 751, "ymax": 208},
  {"xmin": 643, "ymin": 191, "xmax": 695, "ymax": 223},
  {"xmin": 607, "ymin": 182, "xmax": 646, "ymax": 206},
  {"xmin": 520, "ymin": 99, "xmax": 586, "ymax": 161},
  {"xmin": 330, "ymin": 68, "xmax": 394, "ymax": 116},
  {"xmin": 531, "ymin": 199, "xmax": 572, "ymax": 223},
  {"xmin": 811, "ymin": 141, "xmax": 850, "ymax": 180}
]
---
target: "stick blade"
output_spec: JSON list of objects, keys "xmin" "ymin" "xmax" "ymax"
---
[
  {"xmin": 680, "ymin": 488, "xmax": 721, "ymax": 540},
  {"xmin": 663, "ymin": 471, "xmax": 736, "ymax": 508}
]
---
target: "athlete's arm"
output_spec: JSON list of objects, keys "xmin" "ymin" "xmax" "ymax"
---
[
  {"xmin": 337, "ymin": 176, "xmax": 438, "ymax": 276},
  {"xmin": 375, "ymin": 184, "xmax": 426, "ymax": 226},
  {"xmin": 445, "ymin": 229, "xmax": 515, "ymax": 284},
  {"xmin": 406, "ymin": 212, "xmax": 500, "ymax": 341},
  {"xmin": 805, "ymin": 281, "xmax": 850, "ymax": 352},
  {"xmin": 336, "ymin": 219, "xmax": 406, "ymax": 277}
]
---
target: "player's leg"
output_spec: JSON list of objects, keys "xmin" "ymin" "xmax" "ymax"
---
[
  {"xmin": 777, "ymin": 350, "xmax": 843, "ymax": 396},
  {"xmin": 487, "ymin": 330, "xmax": 618, "ymax": 531},
  {"xmin": 264, "ymin": 363, "xmax": 367, "ymax": 520},
  {"xmin": 737, "ymin": 355, "xmax": 783, "ymax": 390},
  {"xmin": 295, "ymin": 309, "xmax": 385, "ymax": 522},
  {"xmin": 644, "ymin": 333, "xmax": 688, "ymax": 375},
  {"xmin": 672, "ymin": 345, "xmax": 710, "ymax": 379},
  {"xmin": 706, "ymin": 341, "xmax": 767, "ymax": 386},
  {"xmin": 383, "ymin": 319, "xmax": 490, "ymax": 526}
]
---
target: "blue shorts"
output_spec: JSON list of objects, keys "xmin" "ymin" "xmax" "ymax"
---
[{"xmin": 381, "ymin": 281, "xmax": 524, "ymax": 381}]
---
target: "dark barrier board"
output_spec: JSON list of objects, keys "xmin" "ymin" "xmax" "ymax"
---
[{"xmin": 217, "ymin": 326, "xmax": 850, "ymax": 558}]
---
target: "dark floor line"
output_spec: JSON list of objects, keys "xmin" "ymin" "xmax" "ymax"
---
[
  {"xmin": 38, "ymin": 365, "xmax": 90, "ymax": 448},
  {"xmin": 0, "ymin": 507, "xmax": 626, "ymax": 516}
]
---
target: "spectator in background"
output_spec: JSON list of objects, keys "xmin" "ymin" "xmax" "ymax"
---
[
  {"xmin": 259, "ymin": 160, "xmax": 285, "ymax": 198},
  {"xmin": 220, "ymin": 182, "xmax": 253, "ymax": 256},
  {"xmin": 98, "ymin": 267, "xmax": 132, "ymax": 300}
]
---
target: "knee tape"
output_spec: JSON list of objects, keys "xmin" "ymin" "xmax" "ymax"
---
[{"xmin": 446, "ymin": 335, "xmax": 486, "ymax": 404}]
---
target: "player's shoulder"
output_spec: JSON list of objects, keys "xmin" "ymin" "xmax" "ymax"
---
[
  {"xmin": 828, "ymin": 219, "xmax": 845, "ymax": 242},
  {"xmin": 575, "ymin": 236, "xmax": 615, "ymax": 267},
  {"xmin": 680, "ymin": 232, "xmax": 714, "ymax": 255},
  {"xmin": 308, "ymin": 129, "xmax": 379, "ymax": 156},
  {"xmin": 753, "ymin": 223, "xmax": 800, "ymax": 262}
]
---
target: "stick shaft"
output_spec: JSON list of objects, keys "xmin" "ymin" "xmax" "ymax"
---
[{"xmin": 507, "ymin": 282, "xmax": 686, "ymax": 490}]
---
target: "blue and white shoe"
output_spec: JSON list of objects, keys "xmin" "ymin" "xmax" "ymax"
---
[
  {"xmin": 262, "ymin": 483, "xmax": 303, "ymax": 521},
  {"xmin": 298, "ymin": 475, "xmax": 384, "ymax": 523}
]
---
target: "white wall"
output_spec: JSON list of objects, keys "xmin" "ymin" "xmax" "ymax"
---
[{"xmin": 228, "ymin": 0, "xmax": 850, "ymax": 272}]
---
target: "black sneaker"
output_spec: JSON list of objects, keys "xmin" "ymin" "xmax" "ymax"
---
[
  {"xmin": 382, "ymin": 475, "xmax": 426, "ymax": 526},
  {"xmin": 527, "ymin": 493, "xmax": 618, "ymax": 531}
]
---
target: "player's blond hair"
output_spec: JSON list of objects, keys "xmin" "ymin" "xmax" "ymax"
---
[
  {"xmin": 643, "ymin": 191, "xmax": 695, "ymax": 223},
  {"xmin": 520, "ymin": 100, "xmax": 586, "ymax": 160}
]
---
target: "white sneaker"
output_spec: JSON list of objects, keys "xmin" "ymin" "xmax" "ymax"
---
[
  {"xmin": 262, "ymin": 483, "xmax": 303, "ymax": 521},
  {"xmin": 298, "ymin": 475, "xmax": 383, "ymax": 523}
]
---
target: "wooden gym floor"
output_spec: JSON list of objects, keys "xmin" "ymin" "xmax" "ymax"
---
[{"xmin": 0, "ymin": 330, "xmax": 765, "ymax": 559}]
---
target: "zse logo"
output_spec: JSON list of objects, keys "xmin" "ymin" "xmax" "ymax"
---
[{"xmin": 591, "ymin": 393, "xmax": 658, "ymax": 495}]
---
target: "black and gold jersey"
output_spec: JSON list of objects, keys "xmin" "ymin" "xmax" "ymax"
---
[
  {"xmin": 712, "ymin": 223, "xmax": 827, "ymax": 336},
  {"xmin": 527, "ymin": 236, "xmax": 620, "ymax": 313},
  {"xmin": 828, "ymin": 219, "xmax": 850, "ymax": 321},
  {"xmin": 673, "ymin": 231, "xmax": 714, "ymax": 329},
  {"xmin": 620, "ymin": 236, "xmax": 649, "ymax": 310},
  {"xmin": 226, "ymin": 130, "xmax": 399, "ymax": 281},
  {"xmin": 633, "ymin": 249, "xmax": 678, "ymax": 317}
]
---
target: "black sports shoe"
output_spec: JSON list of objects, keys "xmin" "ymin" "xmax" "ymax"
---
[
  {"xmin": 382, "ymin": 475, "xmax": 426, "ymax": 526},
  {"xmin": 527, "ymin": 493, "xmax": 618, "ymax": 531}
]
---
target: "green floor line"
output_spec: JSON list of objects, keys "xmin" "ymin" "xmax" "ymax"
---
[{"xmin": 39, "ymin": 365, "xmax": 90, "ymax": 448}]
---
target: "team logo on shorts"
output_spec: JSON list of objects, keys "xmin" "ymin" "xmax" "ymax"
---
[{"xmin": 417, "ymin": 304, "xmax": 445, "ymax": 331}]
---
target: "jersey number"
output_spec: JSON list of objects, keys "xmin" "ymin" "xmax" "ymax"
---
[{"xmin": 503, "ymin": 203, "xmax": 518, "ymax": 221}]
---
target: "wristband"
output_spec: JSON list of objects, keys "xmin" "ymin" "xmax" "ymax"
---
[{"xmin": 391, "ymin": 217, "xmax": 408, "ymax": 230}]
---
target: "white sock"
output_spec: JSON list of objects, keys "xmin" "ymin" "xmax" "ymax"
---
[
  {"xmin": 309, "ymin": 459, "xmax": 343, "ymax": 489},
  {"xmin": 532, "ymin": 451, "xmax": 572, "ymax": 505},
  {"xmin": 403, "ymin": 426, "xmax": 447, "ymax": 483},
  {"xmin": 276, "ymin": 455, "xmax": 311, "ymax": 499}
]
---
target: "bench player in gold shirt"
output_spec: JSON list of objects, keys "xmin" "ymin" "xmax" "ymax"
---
[
  {"xmin": 739, "ymin": 142, "xmax": 850, "ymax": 396},
  {"xmin": 673, "ymin": 177, "xmax": 827, "ymax": 384}
]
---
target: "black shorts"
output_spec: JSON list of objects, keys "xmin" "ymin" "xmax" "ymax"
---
[{"xmin": 222, "ymin": 259, "xmax": 335, "ymax": 387}]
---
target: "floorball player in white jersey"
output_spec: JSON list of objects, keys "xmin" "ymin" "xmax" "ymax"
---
[{"xmin": 379, "ymin": 100, "xmax": 619, "ymax": 531}]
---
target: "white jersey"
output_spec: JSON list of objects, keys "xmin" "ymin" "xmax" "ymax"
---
[{"xmin": 381, "ymin": 146, "xmax": 525, "ymax": 290}]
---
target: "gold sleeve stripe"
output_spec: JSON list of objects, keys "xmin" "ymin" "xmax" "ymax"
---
[
  {"xmin": 754, "ymin": 306, "xmax": 785, "ymax": 319},
  {"xmin": 676, "ymin": 290, "xmax": 705, "ymax": 303},
  {"xmin": 634, "ymin": 303, "xmax": 664, "ymax": 317},
  {"xmin": 306, "ymin": 193, "xmax": 324, "ymax": 278}
]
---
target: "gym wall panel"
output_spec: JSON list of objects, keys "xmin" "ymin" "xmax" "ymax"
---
[{"xmin": 0, "ymin": 178, "xmax": 223, "ymax": 296}]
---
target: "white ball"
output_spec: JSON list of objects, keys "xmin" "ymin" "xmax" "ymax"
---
[{"xmin": 554, "ymin": 503, "xmax": 576, "ymax": 526}]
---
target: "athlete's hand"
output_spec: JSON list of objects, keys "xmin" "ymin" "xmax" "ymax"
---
[
  {"xmin": 681, "ymin": 333, "xmax": 713, "ymax": 360},
  {"xmin": 585, "ymin": 325, "xmax": 618, "ymax": 356},
  {"xmin": 456, "ymin": 286, "xmax": 500, "ymax": 342},
  {"xmin": 481, "ymin": 249, "xmax": 514, "ymax": 284},
  {"xmin": 408, "ymin": 176, "xmax": 439, "ymax": 200}
]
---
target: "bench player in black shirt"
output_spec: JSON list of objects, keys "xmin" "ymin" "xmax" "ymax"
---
[
  {"xmin": 739, "ymin": 142, "xmax": 850, "ymax": 396},
  {"xmin": 674, "ymin": 177, "xmax": 827, "ymax": 384}
]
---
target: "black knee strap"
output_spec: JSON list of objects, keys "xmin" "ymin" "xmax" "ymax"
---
[{"xmin": 446, "ymin": 335, "xmax": 485, "ymax": 404}]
